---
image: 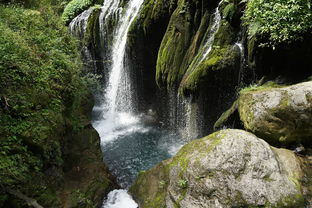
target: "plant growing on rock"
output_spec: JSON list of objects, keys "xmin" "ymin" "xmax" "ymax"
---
[
  {"xmin": 243, "ymin": 0, "xmax": 312, "ymax": 48},
  {"xmin": 178, "ymin": 179, "xmax": 188, "ymax": 189}
]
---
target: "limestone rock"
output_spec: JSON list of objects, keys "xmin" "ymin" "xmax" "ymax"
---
[
  {"xmin": 130, "ymin": 129, "xmax": 304, "ymax": 208},
  {"xmin": 238, "ymin": 81, "xmax": 312, "ymax": 145}
]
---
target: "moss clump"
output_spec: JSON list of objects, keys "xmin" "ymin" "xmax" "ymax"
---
[
  {"xmin": 138, "ymin": 0, "xmax": 177, "ymax": 34},
  {"xmin": 155, "ymin": 0, "xmax": 211, "ymax": 88},
  {"xmin": 222, "ymin": 3, "xmax": 236, "ymax": 22},
  {"xmin": 239, "ymin": 81, "xmax": 284, "ymax": 94},
  {"xmin": 180, "ymin": 45, "xmax": 239, "ymax": 95},
  {"xmin": 62, "ymin": 0, "xmax": 103, "ymax": 25},
  {"xmin": 214, "ymin": 100, "xmax": 238, "ymax": 130}
]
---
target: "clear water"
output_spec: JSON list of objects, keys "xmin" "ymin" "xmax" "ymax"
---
[
  {"xmin": 102, "ymin": 124, "xmax": 180, "ymax": 187},
  {"xmin": 92, "ymin": 109, "xmax": 183, "ymax": 188},
  {"xmin": 93, "ymin": 110, "xmax": 184, "ymax": 208}
]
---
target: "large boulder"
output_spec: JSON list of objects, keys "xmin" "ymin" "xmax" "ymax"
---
[
  {"xmin": 130, "ymin": 129, "xmax": 304, "ymax": 208},
  {"xmin": 238, "ymin": 81, "xmax": 312, "ymax": 145}
]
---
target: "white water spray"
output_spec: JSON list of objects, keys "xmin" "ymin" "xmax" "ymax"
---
[
  {"xmin": 103, "ymin": 190, "xmax": 138, "ymax": 208},
  {"xmin": 93, "ymin": 0, "xmax": 144, "ymax": 145}
]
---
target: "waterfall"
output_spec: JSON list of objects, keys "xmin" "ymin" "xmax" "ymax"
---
[
  {"xmin": 68, "ymin": 1, "xmax": 223, "ymax": 207},
  {"xmin": 167, "ymin": 89, "xmax": 199, "ymax": 143},
  {"xmin": 69, "ymin": 8, "xmax": 95, "ymax": 70},
  {"xmin": 93, "ymin": 0, "xmax": 145, "ymax": 144}
]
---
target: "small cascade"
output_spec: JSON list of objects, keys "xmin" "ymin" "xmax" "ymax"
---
[
  {"xmin": 187, "ymin": 5, "xmax": 222, "ymax": 71},
  {"xmin": 69, "ymin": 8, "xmax": 95, "ymax": 70},
  {"xmin": 98, "ymin": 0, "xmax": 122, "ymax": 70},
  {"xmin": 198, "ymin": 7, "xmax": 222, "ymax": 63},
  {"xmin": 165, "ymin": 5, "xmax": 222, "ymax": 141},
  {"xmin": 235, "ymin": 41, "xmax": 246, "ymax": 87},
  {"xmin": 99, "ymin": 0, "xmax": 121, "ymax": 40},
  {"xmin": 167, "ymin": 89, "xmax": 199, "ymax": 143},
  {"xmin": 103, "ymin": 190, "xmax": 138, "ymax": 208}
]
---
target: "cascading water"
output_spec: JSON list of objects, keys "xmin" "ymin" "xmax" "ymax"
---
[
  {"xmin": 69, "ymin": 1, "xmax": 224, "ymax": 207},
  {"xmin": 235, "ymin": 41, "xmax": 245, "ymax": 87},
  {"xmin": 186, "ymin": 5, "xmax": 222, "ymax": 71},
  {"xmin": 167, "ymin": 89, "xmax": 199, "ymax": 142},
  {"xmin": 166, "ymin": 4, "xmax": 223, "ymax": 142},
  {"xmin": 69, "ymin": 8, "xmax": 96, "ymax": 70},
  {"xmin": 199, "ymin": 7, "xmax": 222, "ymax": 63},
  {"xmin": 89, "ymin": 0, "xmax": 184, "ymax": 207},
  {"xmin": 93, "ymin": 0, "xmax": 145, "ymax": 145}
]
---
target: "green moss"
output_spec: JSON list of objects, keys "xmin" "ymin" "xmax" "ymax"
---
[
  {"xmin": 83, "ymin": 8, "xmax": 101, "ymax": 45},
  {"xmin": 155, "ymin": 0, "xmax": 206, "ymax": 88},
  {"xmin": 239, "ymin": 81, "xmax": 284, "ymax": 94},
  {"xmin": 214, "ymin": 100, "xmax": 238, "ymax": 130},
  {"xmin": 62, "ymin": 0, "xmax": 100, "ymax": 25},
  {"xmin": 180, "ymin": 45, "xmax": 238, "ymax": 95},
  {"xmin": 223, "ymin": 3, "xmax": 236, "ymax": 22}
]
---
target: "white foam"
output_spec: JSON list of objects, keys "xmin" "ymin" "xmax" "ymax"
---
[
  {"xmin": 93, "ymin": 112, "xmax": 146, "ymax": 144},
  {"xmin": 103, "ymin": 190, "xmax": 138, "ymax": 208}
]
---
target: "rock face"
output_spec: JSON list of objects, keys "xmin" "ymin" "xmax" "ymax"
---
[
  {"xmin": 130, "ymin": 129, "xmax": 304, "ymax": 208},
  {"xmin": 238, "ymin": 81, "xmax": 312, "ymax": 145}
]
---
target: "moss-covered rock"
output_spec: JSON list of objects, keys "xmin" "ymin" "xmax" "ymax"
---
[
  {"xmin": 213, "ymin": 99, "xmax": 239, "ymax": 130},
  {"xmin": 130, "ymin": 129, "xmax": 305, "ymax": 208},
  {"xmin": 180, "ymin": 43, "xmax": 240, "ymax": 95},
  {"xmin": 238, "ymin": 81, "xmax": 312, "ymax": 145},
  {"xmin": 60, "ymin": 125, "xmax": 117, "ymax": 208},
  {"xmin": 155, "ymin": 0, "xmax": 221, "ymax": 88},
  {"xmin": 155, "ymin": 0, "xmax": 241, "ymax": 96}
]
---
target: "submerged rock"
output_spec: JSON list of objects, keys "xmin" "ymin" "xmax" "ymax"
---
[
  {"xmin": 238, "ymin": 81, "xmax": 312, "ymax": 145},
  {"xmin": 130, "ymin": 129, "xmax": 304, "ymax": 208}
]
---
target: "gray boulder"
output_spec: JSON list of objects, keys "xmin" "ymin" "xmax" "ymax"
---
[
  {"xmin": 130, "ymin": 129, "xmax": 304, "ymax": 208},
  {"xmin": 238, "ymin": 81, "xmax": 312, "ymax": 145}
]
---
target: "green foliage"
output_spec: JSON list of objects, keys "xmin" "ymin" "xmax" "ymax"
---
[
  {"xmin": 239, "ymin": 81, "xmax": 284, "ymax": 94},
  {"xmin": 62, "ymin": 0, "xmax": 94, "ymax": 24},
  {"xmin": 177, "ymin": 179, "xmax": 188, "ymax": 189},
  {"xmin": 0, "ymin": 3, "xmax": 88, "ymax": 193},
  {"xmin": 243, "ymin": 0, "xmax": 312, "ymax": 47}
]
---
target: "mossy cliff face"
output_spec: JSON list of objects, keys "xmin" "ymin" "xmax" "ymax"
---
[
  {"xmin": 156, "ymin": 0, "xmax": 220, "ymax": 89},
  {"xmin": 130, "ymin": 129, "xmax": 304, "ymax": 208},
  {"xmin": 238, "ymin": 81, "xmax": 312, "ymax": 145},
  {"xmin": 0, "ymin": 2, "xmax": 116, "ymax": 207},
  {"xmin": 154, "ymin": 0, "xmax": 243, "ymax": 94}
]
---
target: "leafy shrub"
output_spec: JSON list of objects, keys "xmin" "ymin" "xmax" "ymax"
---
[
  {"xmin": 243, "ymin": 0, "xmax": 312, "ymax": 47},
  {"xmin": 62, "ymin": 0, "xmax": 94, "ymax": 24},
  {"xmin": 0, "ymin": 4, "xmax": 88, "ymax": 190}
]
